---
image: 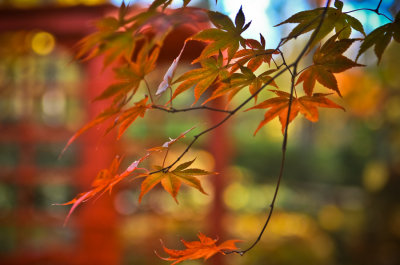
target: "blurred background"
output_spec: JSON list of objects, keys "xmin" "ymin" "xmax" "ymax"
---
[{"xmin": 0, "ymin": 0, "xmax": 399, "ymax": 265}]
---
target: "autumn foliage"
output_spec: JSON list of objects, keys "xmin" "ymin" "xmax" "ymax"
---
[
  {"xmin": 59, "ymin": 0, "xmax": 400, "ymax": 263},
  {"xmin": 158, "ymin": 233, "xmax": 240, "ymax": 265}
]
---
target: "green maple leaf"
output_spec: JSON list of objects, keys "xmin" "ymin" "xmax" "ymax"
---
[
  {"xmin": 275, "ymin": 0, "xmax": 365, "ymax": 51},
  {"xmin": 172, "ymin": 52, "xmax": 229, "ymax": 104},
  {"xmin": 296, "ymin": 32, "xmax": 363, "ymax": 96},
  {"xmin": 190, "ymin": 6, "xmax": 251, "ymax": 62},
  {"xmin": 357, "ymin": 11, "xmax": 400, "ymax": 63}
]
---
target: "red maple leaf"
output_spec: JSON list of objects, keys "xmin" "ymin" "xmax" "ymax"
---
[{"xmin": 158, "ymin": 232, "xmax": 240, "ymax": 265}]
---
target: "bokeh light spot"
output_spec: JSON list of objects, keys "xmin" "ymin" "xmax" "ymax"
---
[
  {"xmin": 223, "ymin": 183, "xmax": 249, "ymax": 210},
  {"xmin": 363, "ymin": 161, "xmax": 389, "ymax": 192},
  {"xmin": 31, "ymin": 31, "xmax": 55, "ymax": 56},
  {"xmin": 318, "ymin": 205, "xmax": 344, "ymax": 231}
]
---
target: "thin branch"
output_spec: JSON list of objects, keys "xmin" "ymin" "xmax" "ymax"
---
[
  {"xmin": 271, "ymin": 57, "xmax": 279, "ymax": 69},
  {"xmin": 152, "ymin": 105, "xmax": 233, "ymax": 114},
  {"xmin": 226, "ymin": 0, "xmax": 332, "ymax": 256},
  {"xmin": 344, "ymin": 8, "xmax": 393, "ymax": 22},
  {"xmin": 162, "ymin": 149, "xmax": 169, "ymax": 168},
  {"xmin": 298, "ymin": 65, "xmax": 312, "ymax": 75},
  {"xmin": 376, "ymin": 0, "xmax": 383, "ymax": 12},
  {"xmin": 344, "ymin": 0, "xmax": 393, "ymax": 23},
  {"xmin": 278, "ymin": 49, "xmax": 294, "ymax": 77}
]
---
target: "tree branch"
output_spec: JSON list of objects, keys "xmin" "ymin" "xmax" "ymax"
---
[
  {"xmin": 151, "ymin": 104, "xmax": 233, "ymax": 114},
  {"xmin": 344, "ymin": 0, "xmax": 393, "ymax": 23},
  {"xmin": 225, "ymin": 0, "xmax": 332, "ymax": 256}
]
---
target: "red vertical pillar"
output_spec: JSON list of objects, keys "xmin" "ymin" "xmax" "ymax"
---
[
  {"xmin": 207, "ymin": 97, "xmax": 233, "ymax": 265},
  {"xmin": 76, "ymin": 57, "xmax": 120, "ymax": 265}
]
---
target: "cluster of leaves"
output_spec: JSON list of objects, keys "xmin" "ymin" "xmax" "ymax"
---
[
  {"xmin": 60, "ymin": 0, "xmax": 399, "ymax": 263},
  {"xmin": 357, "ymin": 10, "xmax": 400, "ymax": 62},
  {"xmin": 60, "ymin": 126, "xmax": 215, "ymax": 225}
]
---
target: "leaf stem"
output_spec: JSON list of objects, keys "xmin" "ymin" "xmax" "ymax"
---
[
  {"xmin": 162, "ymin": 149, "xmax": 169, "ymax": 168},
  {"xmin": 144, "ymin": 78, "xmax": 155, "ymax": 104}
]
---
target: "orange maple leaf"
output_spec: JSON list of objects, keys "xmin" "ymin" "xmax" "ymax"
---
[
  {"xmin": 189, "ymin": 7, "xmax": 250, "ymax": 63},
  {"xmin": 203, "ymin": 67, "xmax": 277, "ymax": 105},
  {"xmin": 60, "ymin": 106, "xmax": 120, "ymax": 156},
  {"xmin": 138, "ymin": 159, "xmax": 215, "ymax": 203},
  {"xmin": 57, "ymin": 154, "xmax": 148, "ymax": 226},
  {"xmin": 158, "ymin": 232, "xmax": 240, "ymax": 265},
  {"xmin": 247, "ymin": 90, "xmax": 344, "ymax": 135},
  {"xmin": 171, "ymin": 52, "xmax": 229, "ymax": 104},
  {"xmin": 107, "ymin": 96, "xmax": 151, "ymax": 139},
  {"xmin": 231, "ymin": 35, "xmax": 279, "ymax": 72},
  {"xmin": 296, "ymin": 33, "xmax": 363, "ymax": 97},
  {"xmin": 61, "ymin": 96, "xmax": 150, "ymax": 156}
]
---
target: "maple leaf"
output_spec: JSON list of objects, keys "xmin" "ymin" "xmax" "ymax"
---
[
  {"xmin": 74, "ymin": 16, "xmax": 122, "ymax": 63},
  {"xmin": 60, "ymin": 106, "xmax": 120, "ymax": 156},
  {"xmin": 189, "ymin": 7, "xmax": 251, "ymax": 62},
  {"xmin": 61, "ymin": 96, "xmax": 150, "ymax": 156},
  {"xmin": 138, "ymin": 159, "xmax": 214, "ymax": 203},
  {"xmin": 57, "ymin": 155, "xmax": 148, "ymax": 226},
  {"xmin": 156, "ymin": 42, "xmax": 187, "ymax": 96},
  {"xmin": 94, "ymin": 43, "xmax": 159, "ymax": 102},
  {"xmin": 247, "ymin": 90, "xmax": 344, "ymax": 135},
  {"xmin": 231, "ymin": 34, "xmax": 279, "ymax": 72},
  {"xmin": 158, "ymin": 232, "xmax": 240, "ymax": 265},
  {"xmin": 296, "ymin": 33, "xmax": 363, "ymax": 96},
  {"xmin": 275, "ymin": 0, "xmax": 365, "ymax": 51},
  {"xmin": 76, "ymin": 3, "xmax": 189, "ymax": 69},
  {"xmin": 357, "ymin": 11, "xmax": 400, "ymax": 63},
  {"xmin": 203, "ymin": 67, "xmax": 277, "ymax": 105},
  {"xmin": 75, "ymin": 17, "xmax": 139, "ymax": 69},
  {"xmin": 107, "ymin": 96, "xmax": 152, "ymax": 140},
  {"xmin": 171, "ymin": 52, "xmax": 229, "ymax": 104}
]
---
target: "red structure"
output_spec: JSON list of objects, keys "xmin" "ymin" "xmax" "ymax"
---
[
  {"xmin": 0, "ymin": 4, "xmax": 230, "ymax": 265},
  {"xmin": 0, "ymin": 4, "xmax": 121, "ymax": 265}
]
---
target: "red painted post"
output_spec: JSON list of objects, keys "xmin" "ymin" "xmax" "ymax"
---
[
  {"xmin": 207, "ymin": 97, "xmax": 233, "ymax": 265},
  {"xmin": 74, "ymin": 56, "xmax": 120, "ymax": 265}
]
